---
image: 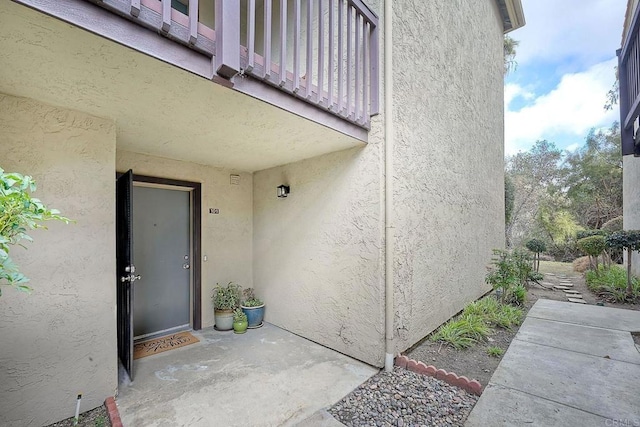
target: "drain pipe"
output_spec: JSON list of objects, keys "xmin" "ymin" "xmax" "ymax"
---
[{"xmin": 384, "ymin": 0, "xmax": 395, "ymax": 373}]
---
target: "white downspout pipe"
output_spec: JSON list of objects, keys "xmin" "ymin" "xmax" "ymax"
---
[{"xmin": 384, "ymin": 0, "xmax": 395, "ymax": 372}]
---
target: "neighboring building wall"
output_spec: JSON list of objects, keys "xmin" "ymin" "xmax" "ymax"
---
[
  {"xmin": 0, "ymin": 94, "xmax": 117, "ymax": 426},
  {"xmin": 392, "ymin": 0, "xmax": 505, "ymax": 352},
  {"xmin": 623, "ymin": 156, "xmax": 640, "ymax": 276},
  {"xmin": 116, "ymin": 151, "xmax": 253, "ymax": 328},
  {"xmin": 253, "ymin": 144, "xmax": 386, "ymax": 366}
]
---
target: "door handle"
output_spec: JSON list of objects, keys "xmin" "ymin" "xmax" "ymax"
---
[{"xmin": 121, "ymin": 274, "xmax": 141, "ymax": 283}]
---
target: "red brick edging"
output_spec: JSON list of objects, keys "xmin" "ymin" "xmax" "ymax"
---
[
  {"xmin": 394, "ymin": 355, "xmax": 483, "ymax": 396},
  {"xmin": 105, "ymin": 397, "xmax": 123, "ymax": 427}
]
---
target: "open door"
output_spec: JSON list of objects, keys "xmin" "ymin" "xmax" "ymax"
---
[{"xmin": 116, "ymin": 170, "xmax": 140, "ymax": 380}]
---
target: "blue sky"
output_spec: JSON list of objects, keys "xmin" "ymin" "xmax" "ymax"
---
[{"xmin": 504, "ymin": 0, "xmax": 627, "ymax": 155}]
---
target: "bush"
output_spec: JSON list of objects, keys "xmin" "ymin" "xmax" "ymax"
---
[
  {"xmin": 525, "ymin": 239, "xmax": 546, "ymax": 253},
  {"xmin": 576, "ymin": 229, "xmax": 608, "ymax": 240},
  {"xmin": 572, "ymin": 256, "xmax": 591, "ymax": 273},
  {"xmin": 1, "ymin": 169, "xmax": 71, "ymax": 296},
  {"xmin": 586, "ymin": 265, "xmax": 640, "ymax": 302},
  {"xmin": 577, "ymin": 235, "xmax": 607, "ymax": 270},
  {"xmin": 547, "ymin": 241, "xmax": 581, "ymax": 262},
  {"xmin": 601, "ymin": 216, "xmax": 623, "ymax": 233}
]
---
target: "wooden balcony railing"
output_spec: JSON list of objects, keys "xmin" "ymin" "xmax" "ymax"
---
[
  {"xmin": 619, "ymin": 3, "xmax": 640, "ymax": 156},
  {"xmin": 88, "ymin": 0, "xmax": 379, "ymax": 129}
]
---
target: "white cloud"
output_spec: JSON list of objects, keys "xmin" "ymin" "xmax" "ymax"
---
[
  {"xmin": 505, "ymin": 58, "xmax": 619, "ymax": 155},
  {"xmin": 504, "ymin": 83, "xmax": 534, "ymax": 106},
  {"xmin": 515, "ymin": 0, "xmax": 626, "ymax": 67}
]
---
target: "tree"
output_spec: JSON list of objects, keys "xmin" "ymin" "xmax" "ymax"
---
[
  {"xmin": 505, "ymin": 140, "xmax": 563, "ymax": 248},
  {"xmin": 604, "ymin": 66, "xmax": 619, "ymax": 111},
  {"xmin": 526, "ymin": 239, "xmax": 546, "ymax": 272},
  {"xmin": 505, "ymin": 175, "xmax": 515, "ymax": 244},
  {"xmin": 562, "ymin": 124, "xmax": 622, "ymax": 229},
  {"xmin": 606, "ymin": 231, "xmax": 640, "ymax": 297},
  {"xmin": 577, "ymin": 235, "xmax": 607, "ymax": 271},
  {"xmin": 504, "ymin": 35, "xmax": 519, "ymax": 75},
  {"xmin": 0, "ymin": 168, "xmax": 70, "ymax": 296}
]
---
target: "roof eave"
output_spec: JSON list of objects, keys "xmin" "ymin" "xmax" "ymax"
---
[{"xmin": 497, "ymin": 0, "xmax": 526, "ymax": 34}]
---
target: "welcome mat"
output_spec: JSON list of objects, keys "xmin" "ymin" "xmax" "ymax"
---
[{"xmin": 133, "ymin": 331, "xmax": 200, "ymax": 359}]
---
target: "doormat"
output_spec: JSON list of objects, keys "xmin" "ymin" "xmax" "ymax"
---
[{"xmin": 133, "ymin": 331, "xmax": 200, "ymax": 359}]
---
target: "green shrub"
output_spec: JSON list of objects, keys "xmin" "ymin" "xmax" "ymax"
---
[
  {"xmin": 507, "ymin": 284, "xmax": 527, "ymax": 306},
  {"xmin": 576, "ymin": 229, "xmax": 608, "ymax": 240},
  {"xmin": 601, "ymin": 216, "xmax": 623, "ymax": 233},
  {"xmin": 525, "ymin": 239, "xmax": 547, "ymax": 254},
  {"xmin": 577, "ymin": 235, "xmax": 607, "ymax": 270},
  {"xmin": 547, "ymin": 241, "xmax": 581, "ymax": 262},
  {"xmin": 586, "ymin": 265, "xmax": 640, "ymax": 302},
  {"xmin": 0, "ymin": 168, "xmax": 71, "ymax": 296}
]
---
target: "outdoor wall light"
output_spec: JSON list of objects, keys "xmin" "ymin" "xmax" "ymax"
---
[{"xmin": 277, "ymin": 185, "xmax": 290, "ymax": 198}]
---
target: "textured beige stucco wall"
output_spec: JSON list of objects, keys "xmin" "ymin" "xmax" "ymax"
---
[
  {"xmin": 116, "ymin": 151, "xmax": 253, "ymax": 327},
  {"xmin": 623, "ymin": 156, "xmax": 640, "ymax": 276},
  {"xmin": 253, "ymin": 142, "xmax": 386, "ymax": 367},
  {"xmin": 0, "ymin": 94, "xmax": 117, "ymax": 426},
  {"xmin": 253, "ymin": 0, "xmax": 505, "ymax": 365},
  {"xmin": 392, "ymin": 0, "xmax": 505, "ymax": 352}
]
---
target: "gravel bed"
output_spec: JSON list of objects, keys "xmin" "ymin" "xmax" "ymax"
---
[{"xmin": 329, "ymin": 367, "xmax": 478, "ymax": 426}]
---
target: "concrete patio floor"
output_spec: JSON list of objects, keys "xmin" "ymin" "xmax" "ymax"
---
[
  {"xmin": 466, "ymin": 299, "xmax": 640, "ymax": 426},
  {"xmin": 116, "ymin": 323, "xmax": 377, "ymax": 426}
]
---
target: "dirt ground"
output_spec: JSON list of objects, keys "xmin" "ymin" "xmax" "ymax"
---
[
  {"xmin": 44, "ymin": 405, "xmax": 110, "ymax": 427},
  {"xmin": 406, "ymin": 261, "xmax": 639, "ymax": 387}
]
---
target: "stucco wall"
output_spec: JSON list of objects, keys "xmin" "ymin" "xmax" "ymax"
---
[
  {"xmin": 623, "ymin": 155, "xmax": 640, "ymax": 276},
  {"xmin": 116, "ymin": 151, "xmax": 253, "ymax": 328},
  {"xmin": 392, "ymin": 0, "xmax": 505, "ymax": 351},
  {"xmin": 253, "ymin": 142, "xmax": 386, "ymax": 367},
  {"xmin": 0, "ymin": 94, "xmax": 117, "ymax": 426},
  {"xmin": 253, "ymin": 0, "xmax": 505, "ymax": 365}
]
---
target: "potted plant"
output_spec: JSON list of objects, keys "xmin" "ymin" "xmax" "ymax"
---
[
  {"xmin": 241, "ymin": 288, "xmax": 265, "ymax": 327},
  {"xmin": 212, "ymin": 282, "xmax": 241, "ymax": 331},
  {"xmin": 232, "ymin": 308, "xmax": 248, "ymax": 334}
]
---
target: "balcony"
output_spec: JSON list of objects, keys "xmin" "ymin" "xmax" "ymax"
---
[
  {"xmin": 19, "ymin": 0, "xmax": 379, "ymax": 132},
  {"xmin": 619, "ymin": 2, "xmax": 640, "ymax": 156}
]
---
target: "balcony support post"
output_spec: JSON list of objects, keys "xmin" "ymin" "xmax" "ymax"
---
[{"xmin": 214, "ymin": 0, "xmax": 240, "ymax": 79}]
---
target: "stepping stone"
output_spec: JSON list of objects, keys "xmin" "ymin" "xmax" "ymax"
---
[
  {"xmin": 557, "ymin": 283, "xmax": 574, "ymax": 287},
  {"xmin": 568, "ymin": 298, "xmax": 587, "ymax": 304},
  {"xmin": 554, "ymin": 285, "xmax": 572, "ymax": 290},
  {"xmin": 565, "ymin": 290, "xmax": 580, "ymax": 294},
  {"xmin": 566, "ymin": 293, "xmax": 583, "ymax": 298},
  {"xmin": 546, "ymin": 273, "xmax": 556, "ymax": 276}
]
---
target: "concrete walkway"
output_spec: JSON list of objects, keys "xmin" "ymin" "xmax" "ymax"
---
[
  {"xmin": 116, "ymin": 323, "xmax": 376, "ymax": 426},
  {"xmin": 466, "ymin": 299, "xmax": 640, "ymax": 426}
]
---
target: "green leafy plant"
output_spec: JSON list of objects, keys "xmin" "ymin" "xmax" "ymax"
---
[
  {"xmin": 212, "ymin": 282, "xmax": 241, "ymax": 310},
  {"xmin": 485, "ymin": 250, "xmax": 519, "ymax": 303},
  {"xmin": 577, "ymin": 235, "xmax": 607, "ymax": 271},
  {"xmin": 508, "ymin": 284, "xmax": 527, "ymax": 306},
  {"xmin": 94, "ymin": 416, "xmax": 106, "ymax": 427},
  {"xmin": 606, "ymin": 230, "xmax": 640, "ymax": 297},
  {"xmin": 0, "ymin": 168, "xmax": 70, "ymax": 296},
  {"xmin": 586, "ymin": 265, "xmax": 640, "ymax": 302},
  {"xmin": 242, "ymin": 287, "xmax": 264, "ymax": 307},
  {"xmin": 486, "ymin": 346, "xmax": 504, "ymax": 357},
  {"xmin": 233, "ymin": 307, "xmax": 247, "ymax": 323}
]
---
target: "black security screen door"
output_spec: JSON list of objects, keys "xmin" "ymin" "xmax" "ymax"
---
[{"xmin": 116, "ymin": 170, "xmax": 136, "ymax": 380}]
